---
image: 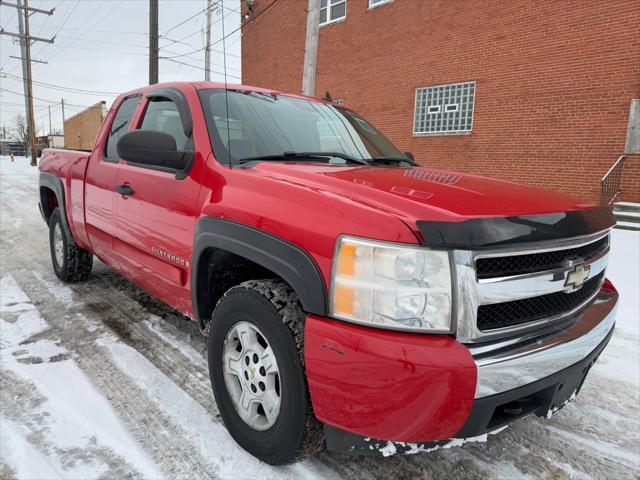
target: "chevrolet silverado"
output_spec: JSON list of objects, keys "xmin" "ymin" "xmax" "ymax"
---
[{"xmin": 38, "ymin": 82, "xmax": 618, "ymax": 465}]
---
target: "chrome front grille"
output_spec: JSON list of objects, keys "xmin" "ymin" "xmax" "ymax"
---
[
  {"xmin": 453, "ymin": 231, "xmax": 611, "ymax": 343},
  {"xmin": 476, "ymin": 235, "xmax": 609, "ymax": 279},
  {"xmin": 477, "ymin": 271, "xmax": 604, "ymax": 331}
]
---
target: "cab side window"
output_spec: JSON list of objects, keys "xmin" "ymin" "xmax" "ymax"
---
[
  {"xmin": 104, "ymin": 96, "xmax": 140, "ymax": 161},
  {"xmin": 140, "ymin": 98, "xmax": 189, "ymax": 150}
]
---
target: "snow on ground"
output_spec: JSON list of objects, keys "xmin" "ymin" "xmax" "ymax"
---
[
  {"xmin": 591, "ymin": 228, "xmax": 640, "ymax": 387},
  {"xmin": 0, "ymin": 276, "xmax": 161, "ymax": 479},
  {"xmin": 1, "ymin": 156, "xmax": 639, "ymax": 479}
]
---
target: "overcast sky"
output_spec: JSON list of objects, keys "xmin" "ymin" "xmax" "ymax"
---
[{"xmin": 0, "ymin": 0, "xmax": 241, "ymax": 135}]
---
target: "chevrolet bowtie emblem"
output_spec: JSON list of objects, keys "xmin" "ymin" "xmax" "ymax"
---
[{"xmin": 565, "ymin": 263, "xmax": 590, "ymax": 290}]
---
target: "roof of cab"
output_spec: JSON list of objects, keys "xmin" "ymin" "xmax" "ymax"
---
[{"xmin": 120, "ymin": 81, "xmax": 332, "ymax": 105}]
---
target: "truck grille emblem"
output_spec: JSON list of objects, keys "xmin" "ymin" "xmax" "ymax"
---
[{"xmin": 564, "ymin": 263, "xmax": 590, "ymax": 291}]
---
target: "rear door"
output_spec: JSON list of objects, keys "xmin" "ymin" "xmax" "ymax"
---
[
  {"xmin": 84, "ymin": 94, "xmax": 141, "ymax": 265},
  {"xmin": 112, "ymin": 89, "xmax": 201, "ymax": 313}
]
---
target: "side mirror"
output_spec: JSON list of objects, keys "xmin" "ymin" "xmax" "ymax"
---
[
  {"xmin": 404, "ymin": 151, "xmax": 415, "ymax": 162},
  {"xmin": 117, "ymin": 130, "xmax": 190, "ymax": 170}
]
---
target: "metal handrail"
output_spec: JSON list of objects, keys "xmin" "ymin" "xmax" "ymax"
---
[{"xmin": 600, "ymin": 155, "xmax": 625, "ymax": 206}]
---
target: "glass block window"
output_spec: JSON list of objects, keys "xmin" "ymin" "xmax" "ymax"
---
[
  {"xmin": 320, "ymin": 0, "xmax": 346, "ymax": 26},
  {"xmin": 413, "ymin": 81, "xmax": 476, "ymax": 135}
]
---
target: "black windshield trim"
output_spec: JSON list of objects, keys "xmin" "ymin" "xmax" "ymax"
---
[{"xmin": 237, "ymin": 151, "xmax": 370, "ymax": 165}]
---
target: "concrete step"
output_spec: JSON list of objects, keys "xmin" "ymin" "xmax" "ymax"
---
[
  {"xmin": 614, "ymin": 211, "xmax": 640, "ymax": 223},
  {"xmin": 615, "ymin": 220, "xmax": 640, "ymax": 231},
  {"xmin": 613, "ymin": 202, "xmax": 640, "ymax": 213}
]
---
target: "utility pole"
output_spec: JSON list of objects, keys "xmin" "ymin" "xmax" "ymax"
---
[
  {"xmin": 48, "ymin": 104, "xmax": 52, "ymax": 135},
  {"xmin": 15, "ymin": 0, "xmax": 29, "ymax": 123},
  {"xmin": 61, "ymin": 98, "xmax": 65, "ymax": 146},
  {"xmin": 149, "ymin": 0, "xmax": 159, "ymax": 84},
  {"xmin": 204, "ymin": 0, "xmax": 213, "ymax": 81},
  {"xmin": 23, "ymin": 0, "xmax": 38, "ymax": 165},
  {"xmin": 0, "ymin": 0, "xmax": 55, "ymax": 165},
  {"xmin": 301, "ymin": 0, "xmax": 320, "ymax": 96}
]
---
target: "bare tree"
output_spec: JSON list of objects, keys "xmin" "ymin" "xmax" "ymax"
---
[{"xmin": 7, "ymin": 115, "xmax": 31, "ymax": 157}]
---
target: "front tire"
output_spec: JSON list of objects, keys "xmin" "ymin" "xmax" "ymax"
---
[
  {"xmin": 49, "ymin": 207, "xmax": 93, "ymax": 282},
  {"xmin": 208, "ymin": 279, "xmax": 324, "ymax": 465}
]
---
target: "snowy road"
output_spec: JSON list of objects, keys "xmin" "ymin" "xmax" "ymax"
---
[{"xmin": 1, "ymin": 157, "xmax": 639, "ymax": 479}]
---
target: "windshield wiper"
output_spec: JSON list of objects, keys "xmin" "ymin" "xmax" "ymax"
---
[
  {"xmin": 366, "ymin": 156, "xmax": 417, "ymax": 166},
  {"xmin": 237, "ymin": 151, "xmax": 369, "ymax": 165}
]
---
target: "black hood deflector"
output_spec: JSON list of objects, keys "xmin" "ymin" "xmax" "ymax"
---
[{"xmin": 417, "ymin": 207, "xmax": 616, "ymax": 250}]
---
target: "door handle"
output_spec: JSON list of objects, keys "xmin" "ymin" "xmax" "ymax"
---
[{"xmin": 115, "ymin": 184, "xmax": 135, "ymax": 196}]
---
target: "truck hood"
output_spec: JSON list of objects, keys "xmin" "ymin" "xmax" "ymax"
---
[{"xmin": 248, "ymin": 163, "xmax": 597, "ymax": 224}]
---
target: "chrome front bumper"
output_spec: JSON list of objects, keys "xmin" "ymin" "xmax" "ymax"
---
[{"xmin": 470, "ymin": 285, "xmax": 618, "ymax": 398}]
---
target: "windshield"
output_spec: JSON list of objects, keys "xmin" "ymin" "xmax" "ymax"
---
[{"xmin": 198, "ymin": 89, "xmax": 406, "ymax": 165}]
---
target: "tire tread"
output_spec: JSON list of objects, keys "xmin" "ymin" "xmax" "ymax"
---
[
  {"xmin": 216, "ymin": 279, "xmax": 325, "ymax": 464},
  {"xmin": 50, "ymin": 208, "xmax": 93, "ymax": 282}
]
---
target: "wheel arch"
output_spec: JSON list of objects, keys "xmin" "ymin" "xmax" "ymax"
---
[
  {"xmin": 39, "ymin": 172, "xmax": 73, "ymax": 241},
  {"xmin": 191, "ymin": 218, "xmax": 327, "ymax": 331}
]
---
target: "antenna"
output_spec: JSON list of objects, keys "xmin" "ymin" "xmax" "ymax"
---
[{"xmin": 221, "ymin": 0, "xmax": 231, "ymax": 166}]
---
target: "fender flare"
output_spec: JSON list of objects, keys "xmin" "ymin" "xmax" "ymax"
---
[
  {"xmin": 191, "ymin": 218, "xmax": 327, "ymax": 328},
  {"xmin": 39, "ymin": 172, "xmax": 73, "ymax": 242}
]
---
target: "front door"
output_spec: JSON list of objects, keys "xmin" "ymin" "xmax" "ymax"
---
[{"xmin": 112, "ymin": 92, "xmax": 202, "ymax": 314}]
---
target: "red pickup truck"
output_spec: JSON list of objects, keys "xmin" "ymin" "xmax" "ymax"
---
[{"xmin": 39, "ymin": 82, "xmax": 618, "ymax": 465}]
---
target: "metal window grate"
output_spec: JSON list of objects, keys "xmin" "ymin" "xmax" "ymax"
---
[{"xmin": 414, "ymin": 81, "xmax": 476, "ymax": 135}]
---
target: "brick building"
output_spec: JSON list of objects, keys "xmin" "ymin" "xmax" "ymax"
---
[
  {"xmin": 241, "ymin": 0, "xmax": 639, "ymax": 202},
  {"xmin": 64, "ymin": 102, "xmax": 107, "ymax": 151}
]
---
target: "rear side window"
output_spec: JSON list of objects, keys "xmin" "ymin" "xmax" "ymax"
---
[
  {"xmin": 105, "ymin": 96, "xmax": 140, "ymax": 161},
  {"xmin": 140, "ymin": 98, "xmax": 189, "ymax": 150}
]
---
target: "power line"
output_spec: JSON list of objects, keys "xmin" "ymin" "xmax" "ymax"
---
[
  {"xmin": 2, "ymin": 72, "xmax": 120, "ymax": 95},
  {"xmin": 158, "ymin": 2, "xmax": 241, "ymax": 49},
  {"xmin": 0, "ymin": 100, "xmax": 49, "ymax": 110},
  {"xmin": 162, "ymin": 0, "xmax": 278, "ymax": 60},
  {"xmin": 46, "ymin": 34, "xmax": 149, "ymax": 50},
  {"xmin": 159, "ymin": 29, "xmax": 202, "ymax": 49},
  {"xmin": 0, "ymin": 87, "xmax": 90, "ymax": 108},
  {"xmin": 44, "ymin": 0, "xmax": 126, "ymax": 64},
  {"xmin": 9, "ymin": 22, "xmax": 148, "ymax": 36},
  {"xmin": 31, "ymin": 0, "xmax": 79, "ymax": 59},
  {"xmin": 162, "ymin": 47, "xmax": 242, "ymax": 71},
  {"xmin": 159, "ymin": 57, "xmax": 241, "ymax": 80},
  {"xmin": 160, "ymin": 0, "xmax": 220, "ymax": 38}
]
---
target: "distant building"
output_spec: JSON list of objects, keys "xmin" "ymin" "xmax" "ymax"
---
[
  {"xmin": 36, "ymin": 135, "xmax": 49, "ymax": 156},
  {"xmin": 0, "ymin": 141, "xmax": 26, "ymax": 157},
  {"xmin": 35, "ymin": 135, "xmax": 64, "ymax": 156},
  {"xmin": 64, "ymin": 102, "xmax": 107, "ymax": 151},
  {"xmin": 48, "ymin": 134, "xmax": 65, "ymax": 149},
  {"xmin": 241, "ymin": 0, "xmax": 639, "ymax": 202}
]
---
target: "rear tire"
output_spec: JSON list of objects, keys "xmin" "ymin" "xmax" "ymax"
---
[
  {"xmin": 49, "ymin": 207, "xmax": 93, "ymax": 282},
  {"xmin": 208, "ymin": 279, "xmax": 324, "ymax": 465}
]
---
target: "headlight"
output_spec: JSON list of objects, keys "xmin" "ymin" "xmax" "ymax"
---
[{"xmin": 330, "ymin": 236, "xmax": 452, "ymax": 333}]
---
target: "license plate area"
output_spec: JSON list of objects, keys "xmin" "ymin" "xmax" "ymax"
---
[{"xmin": 544, "ymin": 350, "xmax": 601, "ymax": 417}]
